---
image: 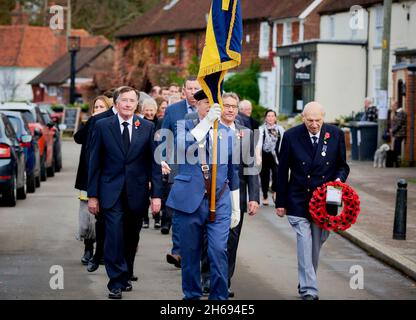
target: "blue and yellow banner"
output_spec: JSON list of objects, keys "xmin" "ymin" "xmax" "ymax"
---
[{"xmin": 197, "ymin": 0, "xmax": 242, "ymax": 106}]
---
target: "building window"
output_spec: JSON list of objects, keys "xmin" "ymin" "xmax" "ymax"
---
[
  {"xmin": 375, "ymin": 6, "xmax": 383, "ymax": 47},
  {"xmin": 167, "ymin": 38, "xmax": 176, "ymax": 54},
  {"xmin": 47, "ymin": 86, "xmax": 57, "ymax": 96},
  {"xmin": 329, "ymin": 16, "xmax": 335, "ymax": 39},
  {"xmin": 259, "ymin": 22, "xmax": 270, "ymax": 58},
  {"xmin": 283, "ymin": 22, "xmax": 292, "ymax": 45}
]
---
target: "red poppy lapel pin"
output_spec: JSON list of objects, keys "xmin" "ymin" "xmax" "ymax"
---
[
  {"xmin": 134, "ymin": 119, "xmax": 141, "ymax": 129},
  {"xmin": 321, "ymin": 132, "xmax": 330, "ymax": 157},
  {"xmin": 236, "ymin": 129, "xmax": 244, "ymax": 139}
]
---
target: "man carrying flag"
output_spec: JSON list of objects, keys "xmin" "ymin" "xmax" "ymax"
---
[{"xmin": 166, "ymin": 0, "xmax": 243, "ymax": 300}]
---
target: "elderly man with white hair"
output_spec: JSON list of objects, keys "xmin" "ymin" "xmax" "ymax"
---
[
  {"xmin": 275, "ymin": 102, "xmax": 350, "ymax": 300},
  {"xmin": 360, "ymin": 97, "xmax": 378, "ymax": 122},
  {"xmin": 236, "ymin": 99, "xmax": 259, "ymax": 130}
]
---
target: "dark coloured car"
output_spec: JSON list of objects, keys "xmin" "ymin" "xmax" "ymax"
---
[
  {"xmin": 0, "ymin": 113, "xmax": 27, "ymax": 206},
  {"xmin": 0, "ymin": 103, "xmax": 55, "ymax": 180},
  {"xmin": 2, "ymin": 111, "xmax": 41, "ymax": 193}
]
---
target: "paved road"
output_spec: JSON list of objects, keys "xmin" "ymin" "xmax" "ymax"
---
[{"xmin": 0, "ymin": 141, "xmax": 415, "ymax": 300}]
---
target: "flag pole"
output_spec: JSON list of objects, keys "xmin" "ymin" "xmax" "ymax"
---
[{"xmin": 209, "ymin": 119, "xmax": 219, "ymax": 221}]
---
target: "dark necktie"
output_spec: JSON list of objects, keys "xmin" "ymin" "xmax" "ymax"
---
[
  {"xmin": 312, "ymin": 136, "xmax": 318, "ymax": 153},
  {"xmin": 122, "ymin": 122, "xmax": 130, "ymax": 152}
]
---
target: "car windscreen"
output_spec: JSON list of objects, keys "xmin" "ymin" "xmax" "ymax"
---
[
  {"xmin": 21, "ymin": 110, "xmax": 36, "ymax": 123},
  {"xmin": 21, "ymin": 110, "xmax": 35, "ymax": 123},
  {"xmin": 6, "ymin": 116, "xmax": 23, "ymax": 136}
]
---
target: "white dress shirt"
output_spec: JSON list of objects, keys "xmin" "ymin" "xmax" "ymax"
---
[
  {"xmin": 308, "ymin": 131, "xmax": 320, "ymax": 145},
  {"xmin": 117, "ymin": 115, "xmax": 133, "ymax": 141}
]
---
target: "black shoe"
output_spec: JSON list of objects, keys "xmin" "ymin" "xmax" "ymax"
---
[
  {"xmin": 302, "ymin": 294, "xmax": 319, "ymax": 301},
  {"xmin": 154, "ymin": 221, "xmax": 161, "ymax": 229},
  {"xmin": 87, "ymin": 258, "xmax": 99, "ymax": 272},
  {"xmin": 122, "ymin": 283, "xmax": 133, "ymax": 292},
  {"xmin": 166, "ymin": 253, "xmax": 181, "ymax": 268},
  {"xmin": 108, "ymin": 288, "xmax": 122, "ymax": 299},
  {"xmin": 202, "ymin": 285, "xmax": 210, "ymax": 296},
  {"xmin": 130, "ymin": 275, "xmax": 138, "ymax": 282},
  {"xmin": 81, "ymin": 250, "xmax": 93, "ymax": 265},
  {"xmin": 99, "ymin": 258, "xmax": 105, "ymax": 265},
  {"xmin": 228, "ymin": 289, "xmax": 235, "ymax": 298},
  {"xmin": 161, "ymin": 227, "xmax": 169, "ymax": 235}
]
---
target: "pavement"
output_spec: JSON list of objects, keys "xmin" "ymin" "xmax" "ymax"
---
[{"xmin": 339, "ymin": 161, "xmax": 416, "ymax": 281}]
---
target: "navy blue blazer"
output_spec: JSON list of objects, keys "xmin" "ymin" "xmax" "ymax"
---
[
  {"xmin": 161, "ymin": 99, "xmax": 189, "ymax": 138},
  {"xmin": 88, "ymin": 114, "xmax": 163, "ymax": 215},
  {"xmin": 276, "ymin": 123, "xmax": 350, "ymax": 219},
  {"xmin": 166, "ymin": 120, "xmax": 239, "ymax": 214}
]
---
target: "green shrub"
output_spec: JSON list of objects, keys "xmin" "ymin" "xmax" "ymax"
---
[{"xmin": 224, "ymin": 60, "xmax": 261, "ymax": 104}]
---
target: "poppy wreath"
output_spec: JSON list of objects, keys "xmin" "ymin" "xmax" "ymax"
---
[{"xmin": 309, "ymin": 180, "xmax": 360, "ymax": 232}]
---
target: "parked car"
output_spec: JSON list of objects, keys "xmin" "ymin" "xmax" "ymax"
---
[
  {"xmin": 38, "ymin": 103, "xmax": 65, "ymax": 124},
  {"xmin": 2, "ymin": 111, "xmax": 41, "ymax": 192},
  {"xmin": 0, "ymin": 113, "xmax": 27, "ymax": 206},
  {"xmin": 0, "ymin": 102, "xmax": 55, "ymax": 180},
  {"xmin": 38, "ymin": 105, "xmax": 63, "ymax": 172}
]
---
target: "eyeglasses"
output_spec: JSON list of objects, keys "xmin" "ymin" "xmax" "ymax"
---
[{"xmin": 223, "ymin": 104, "xmax": 238, "ymax": 110}]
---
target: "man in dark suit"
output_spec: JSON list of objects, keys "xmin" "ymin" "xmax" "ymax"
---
[
  {"xmin": 160, "ymin": 76, "xmax": 201, "ymax": 268},
  {"xmin": 88, "ymin": 86, "xmax": 162, "ymax": 299},
  {"xmin": 275, "ymin": 102, "xmax": 349, "ymax": 300}
]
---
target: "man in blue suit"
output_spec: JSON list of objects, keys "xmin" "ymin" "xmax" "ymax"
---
[
  {"xmin": 160, "ymin": 76, "xmax": 201, "ymax": 268},
  {"xmin": 88, "ymin": 86, "xmax": 162, "ymax": 299},
  {"xmin": 276, "ymin": 102, "xmax": 349, "ymax": 300},
  {"xmin": 166, "ymin": 90, "xmax": 240, "ymax": 300}
]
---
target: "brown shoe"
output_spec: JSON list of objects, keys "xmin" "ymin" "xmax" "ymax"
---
[{"xmin": 166, "ymin": 253, "xmax": 181, "ymax": 268}]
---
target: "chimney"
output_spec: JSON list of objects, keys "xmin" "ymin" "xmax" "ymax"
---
[{"xmin": 11, "ymin": 1, "xmax": 30, "ymax": 26}]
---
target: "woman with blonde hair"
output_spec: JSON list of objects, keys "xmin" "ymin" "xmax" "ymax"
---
[{"xmin": 74, "ymin": 95, "xmax": 111, "ymax": 267}]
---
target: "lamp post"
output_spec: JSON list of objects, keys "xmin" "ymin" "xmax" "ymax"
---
[{"xmin": 68, "ymin": 35, "xmax": 80, "ymax": 104}]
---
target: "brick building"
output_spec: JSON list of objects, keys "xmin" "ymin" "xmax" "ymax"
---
[
  {"xmin": 29, "ymin": 45, "xmax": 114, "ymax": 104},
  {"xmin": 114, "ymin": 0, "xmax": 324, "ymax": 109},
  {"xmin": 0, "ymin": 2, "xmax": 109, "ymax": 102}
]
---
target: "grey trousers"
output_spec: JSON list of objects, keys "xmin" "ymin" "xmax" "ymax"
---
[{"xmin": 287, "ymin": 215, "xmax": 329, "ymax": 297}]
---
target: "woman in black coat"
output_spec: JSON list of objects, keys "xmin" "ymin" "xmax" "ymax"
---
[{"xmin": 74, "ymin": 95, "xmax": 112, "ymax": 265}]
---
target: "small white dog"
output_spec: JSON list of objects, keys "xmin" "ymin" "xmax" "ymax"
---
[{"xmin": 373, "ymin": 143, "xmax": 390, "ymax": 168}]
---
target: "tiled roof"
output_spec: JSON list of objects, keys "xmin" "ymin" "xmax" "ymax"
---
[
  {"xmin": 0, "ymin": 25, "xmax": 109, "ymax": 68},
  {"xmin": 115, "ymin": 0, "xmax": 315, "ymax": 38},
  {"xmin": 28, "ymin": 45, "xmax": 112, "ymax": 85},
  {"xmin": 318, "ymin": 0, "xmax": 403, "ymax": 15}
]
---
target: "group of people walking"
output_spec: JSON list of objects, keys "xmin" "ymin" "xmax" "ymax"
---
[{"xmin": 73, "ymin": 78, "xmax": 349, "ymax": 301}]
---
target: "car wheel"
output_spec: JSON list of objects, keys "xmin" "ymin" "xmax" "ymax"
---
[
  {"xmin": 40, "ymin": 152, "xmax": 47, "ymax": 182},
  {"xmin": 47, "ymin": 157, "xmax": 55, "ymax": 177},
  {"xmin": 2, "ymin": 174, "xmax": 17, "ymax": 207},
  {"xmin": 27, "ymin": 172, "xmax": 36, "ymax": 193},
  {"xmin": 17, "ymin": 170, "xmax": 27, "ymax": 200}
]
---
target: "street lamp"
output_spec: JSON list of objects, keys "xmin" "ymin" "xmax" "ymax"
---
[{"xmin": 68, "ymin": 35, "xmax": 80, "ymax": 104}]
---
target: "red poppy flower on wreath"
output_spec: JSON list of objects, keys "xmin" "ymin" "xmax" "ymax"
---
[
  {"xmin": 134, "ymin": 120, "xmax": 141, "ymax": 128},
  {"xmin": 309, "ymin": 180, "xmax": 360, "ymax": 232}
]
